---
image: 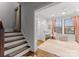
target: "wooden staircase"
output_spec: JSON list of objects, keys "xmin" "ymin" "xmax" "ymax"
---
[
  {"xmin": 4, "ymin": 32, "xmax": 31, "ymax": 57},
  {"xmin": 0, "ymin": 21, "xmax": 32, "ymax": 57}
]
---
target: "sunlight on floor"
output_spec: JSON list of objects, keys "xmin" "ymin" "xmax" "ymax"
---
[{"xmin": 37, "ymin": 40, "xmax": 44, "ymax": 46}]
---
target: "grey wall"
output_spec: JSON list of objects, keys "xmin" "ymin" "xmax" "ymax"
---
[
  {"xmin": 21, "ymin": 2, "xmax": 52, "ymax": 51},
  {"xmin": 0, "ymin": 2, "xmax": 18, "ymax": 32}
]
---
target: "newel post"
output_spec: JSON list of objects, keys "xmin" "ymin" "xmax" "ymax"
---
[{"xmin": 0, "ymin": 19, "xmax": 4, "ymax": 56}]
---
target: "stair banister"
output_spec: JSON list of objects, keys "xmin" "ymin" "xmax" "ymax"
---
[{"xmin": 0, "ymin": 19, "xmax": 4, "ymax": 56}]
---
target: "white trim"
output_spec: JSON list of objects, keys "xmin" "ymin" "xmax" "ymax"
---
[{"xmin": 34, "ymin": 12, "xmax": 37, "ymax": 52}]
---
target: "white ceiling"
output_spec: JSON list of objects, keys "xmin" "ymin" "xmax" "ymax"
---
[{"xmin": 36, "ymin": 2, "xmax": 79, "ymax": 20}]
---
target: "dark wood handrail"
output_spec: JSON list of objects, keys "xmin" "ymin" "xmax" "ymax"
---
[{"xmin": 0, "ymin": 20, "xmax": 4, "ymax": 56}]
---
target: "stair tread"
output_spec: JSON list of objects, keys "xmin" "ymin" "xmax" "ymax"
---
[
  {"xmin": 5, "ymin": 32, "xmax": 20, "ymax": 33},
  {"xmin": 5, "ymin": 32, "xmax": 22, "ymax": 37},
  {"xmin": 5, "ymin": 36, "xmax": 25, "ymax": 43},
  {"xmin": 7, "ymin": 46, "xmax": 30, "ymax": 57},
  {"xmin": 4, "ymin": 39, "xmax": 26, "ymax": 48},
  {"xmin": 4, "ymin": 43, "xmax": 28, "ymax": 56},
  {"xmin": 4, "ymin": 32, "xmax": 31, "ymax": 57},
  {"xmin": 5, "ymin": 42, "xmax": 27, "ymax": 50},
  {"xmin": 14, "ymin": 48, "xmax": 31, "ymax": 57}
]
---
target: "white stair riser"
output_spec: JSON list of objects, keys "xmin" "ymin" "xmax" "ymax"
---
[
  {"xmin": 9, "ymin": 47, "xmax": 26, "ymax": 56},
  {"xmin": 4, "ymin": 32, "xmax": 30, "ymax": 57},
  {"xmin": 5, "ymin": 33, "xmax": 22, "ymax": 37},
  {"xmin": 5, "ymin": 36, "xmax": 24, "ymax": 42},
  {"xmin": 5, "ymin": 40, "xmax": 26, "ymax": 47},
  {"xmin": 14, "ymin": 48, "xmax": 31, "ymax": 57},
  {"xmin": 4, "ymin": 44, "xmax": 28, "ymax": 56}
]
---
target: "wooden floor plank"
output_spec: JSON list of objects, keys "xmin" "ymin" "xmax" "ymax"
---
[
  {"xmin": 37, "ymin": 40, "xmax": 44, "ymax": 46},
  {"xmin": 36, "ymin": 49, "xmax": 58, "ymax": 57}
]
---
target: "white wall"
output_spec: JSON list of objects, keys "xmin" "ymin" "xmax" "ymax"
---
[
  {"xmin": 21, "ymin": 2, "xmax": 52, "ymax": 51},
  {"xmin": 21, "ymin": 3, "xmax": 34, "ymax": 51},
  {"xmin": 0, "ymin": 2, "xmax": 18, "ymax": 32},
  {"xmin": 36, "ymin": 15, "xmax": 50, "ymax": 41}
]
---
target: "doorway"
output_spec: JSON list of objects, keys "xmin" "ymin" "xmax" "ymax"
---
[{"xmin": 34, "ymin": 2, "xmax": 79, "ymax": 52}]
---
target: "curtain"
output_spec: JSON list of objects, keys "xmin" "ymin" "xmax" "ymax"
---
[
  {"xmin": 51, "ymin": 16, "xmax": 56, "ymax": 36},
  {"xmin": 72, "ymin": 16, "xmax": 79, "ymax": 42}
]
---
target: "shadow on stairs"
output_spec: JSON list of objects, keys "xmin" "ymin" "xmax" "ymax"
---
[{"xmin": 4, "ymin": 32, "xmax": 33, "ymax": 57}]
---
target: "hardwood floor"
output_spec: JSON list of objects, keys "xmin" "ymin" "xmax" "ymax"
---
[
  {"xmin": 36, "ymin": 49, "xmax": 58, "ymax": 57},
  {"xmin": 36, "ymin": 40, "xmax": 58, "ymax": 57},
  {"xmin": 22, "ymin": 40, "xmax": 44, "ymax": 57},
  {"xmin": 23, "ymin": 51, "xmax": 34, "ymax": 57},
  {"xmin": 37, "ymin": 40, "xmax": 44, "ymax": 46}
]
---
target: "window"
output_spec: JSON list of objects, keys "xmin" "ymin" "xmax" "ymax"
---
[
  {"xmin": 64, "ymin": 18, "xmax": 75, "ymax": 34},
  {"xmin": 54, "ymin": 17, "xmax": 75, "ymax": 34}
]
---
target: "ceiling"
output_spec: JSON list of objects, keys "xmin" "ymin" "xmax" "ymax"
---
[{"xmin": 36, "ymin": 2, "xmax": 79, "ymax": 20}]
